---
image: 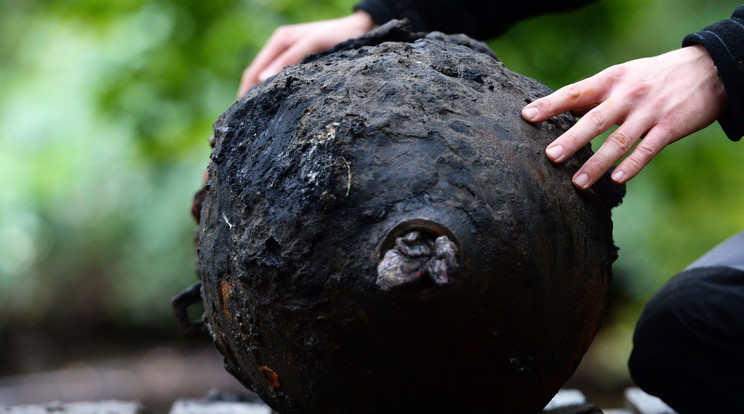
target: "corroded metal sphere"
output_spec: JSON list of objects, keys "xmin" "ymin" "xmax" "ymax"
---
[{"xmin": 194, "ymin": 22, "xmax": 622, "ymax": 414}]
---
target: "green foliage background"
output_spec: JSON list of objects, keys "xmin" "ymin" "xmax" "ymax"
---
[{"xmin": 1, "ymin": 0, "xmax": 742, "ymax": 387}]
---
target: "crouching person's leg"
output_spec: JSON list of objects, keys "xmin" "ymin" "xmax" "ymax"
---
[{"xmin": 628, "ymin": 231, "xmax": 744, "ymax": 413}]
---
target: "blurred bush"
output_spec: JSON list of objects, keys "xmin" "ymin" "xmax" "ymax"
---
[
  {"xmin": 1, "ymin": 0, "xmax": 742, "ymax": 389},
  {"xmin": 0, "ymin": 0, "xmax": 358, "ymax": 360},
  {"xmin": 491, "ymin": 0, "xmax": 744, "ymax": 389}
]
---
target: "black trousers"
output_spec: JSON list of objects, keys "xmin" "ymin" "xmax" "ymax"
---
[{"xmin": 628, "ymin": 231, "xmax": 744, "ymax": 413}]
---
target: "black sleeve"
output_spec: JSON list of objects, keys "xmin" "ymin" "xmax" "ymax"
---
[
  {"xmin": 682, "ymin": 6, "xmax": 744, "ymax": 141},
  {"xmin": 354, "ymin": 0, "xmax": 598, "ymax": 40}
]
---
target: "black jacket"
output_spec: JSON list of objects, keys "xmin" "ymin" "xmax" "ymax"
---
[
  {"xmin": 684, "ymin": 5, "xmax": 744, "ymax": 141},
  {"xmin": 354, "ymin": 0, "xmax": 598, "ymax": 39},
  {"xmin": 354, "ymin": 1, "xmax": 744, "ymax": 141}
]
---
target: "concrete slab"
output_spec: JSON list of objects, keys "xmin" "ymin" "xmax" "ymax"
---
[
  {"xmin": 0, "ymin": 401, "xmax": 144, "ymax": 414},
  {"xmin": 544, "ymin": 389, "xmax": 588, "ymax": 409},
  {"xmin": 625, "ymin": 388, "xmax": 677, "ymax": 414},
  {"xmin": 542, "ymin": 389, "xmax": 603, "ymax": 413},
  {"xmin": 169, "ymin": 399, "xmax": 273, "ymax": 414}
]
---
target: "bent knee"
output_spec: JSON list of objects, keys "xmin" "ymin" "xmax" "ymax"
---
[{"xmin": 629, "ymin": 266, "xmax": 744, "ymax": 412}]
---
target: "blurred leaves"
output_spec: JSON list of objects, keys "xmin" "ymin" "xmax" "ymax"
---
[
  {"xmin": 491, "ymin": 0, "xmax": 744, "ymax": 287},
  {"xmin": 0, "ymin": 0, "xmax": 743, "ymax": 388},
  {"xmin": 0, "ymin": 0, "xmax": 358, "ymax": 335},
  {"xmin": 490, "ymin": 0, "xmax": 744, "ymax": 389}
]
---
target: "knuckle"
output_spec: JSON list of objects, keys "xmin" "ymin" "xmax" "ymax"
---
[
  {"xmin": 560, "ymin": 131, "xmax": 583, "ymax": 151},
  {"xmin": 583, "ymin": 157, "xmax": 611, "ymax": 176},
  {"xmin": 586, "ymin": 109, "xmax": 607, "ymax": 131},
  {"xmin": 655, "ymin": 122, "xmax": 678, "ymax": 138},
  {"xmin": 531, "ymin": 99, "xmax": 549, "ymax": 114},
  {"xmin": 604, "ymin": 64, "xmax": 626, "ymax": 82},
  {"xmin": 566, "ymin": 84, "xmax": 583, "ymax": 103},
  {"xmin": 585, "ymin": 156, "xmax": 609, "ymax": 174},
  {"xmin": 583, "ymin": 151, "xmax": 615, "ymax": 175},
  {"xmin": 623, "ymin": 155, "xmax": 645, "ymax": 172},
  {"xmin": 633, "ymin": 142, "xmax": 657, "ymax": 162},
  {"xmin": 626, "ymin": 80, "xmax": 652, "ymax": 100},
  {"xmin": 607, "ymin": 130, "xmax": 632, "ymax": 150}
]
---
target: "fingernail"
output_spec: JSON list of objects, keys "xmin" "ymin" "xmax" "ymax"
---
[
  {"xmin": 523, "ymin": 106, "xmax": 539, "ymax": 120},
  {"xmin": 546, "ymin": 145, "xmax": 563, "ymax": 160},
  {"xmin": 611, "ymin": 169, "xmax": 625, "ymax": 182},
  {"xmin": 573, "ymin": 173, "xmax": 589, "ymax": 189}
]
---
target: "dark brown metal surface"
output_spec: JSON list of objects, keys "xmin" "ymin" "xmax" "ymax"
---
[{"xmin": 191, "ymin": 21, "xmax": 623, "ymax": 414}]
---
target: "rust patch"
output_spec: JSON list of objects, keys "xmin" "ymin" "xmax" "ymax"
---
[
  {"xmin": 531, "ymin": 167, "xmax": 545, "ymax": 181},
  {"xmin": 259, "ymin": 365, "xmax": 281, "ymax": 388},
  {"xmin": 219, "ymin": 279, "xmax": 232, "ymax": 321}
]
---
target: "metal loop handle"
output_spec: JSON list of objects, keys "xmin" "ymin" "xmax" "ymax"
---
[{"xmin": 172, "ymin": 281, "xmax": 209, "ymax": 337}]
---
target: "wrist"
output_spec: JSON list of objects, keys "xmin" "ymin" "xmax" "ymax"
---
[{"xmin": 686, "ymin": 45, "xmax": 728, "ymax": 114}]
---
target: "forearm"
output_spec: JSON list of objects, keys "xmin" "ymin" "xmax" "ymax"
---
[
  {"xmin": 682, "ymin": 5, "xmax": 744, "ymax": 141},
  {"xmin": 354, "ymin": 0, "xmax": 598, "ymax": 40}
]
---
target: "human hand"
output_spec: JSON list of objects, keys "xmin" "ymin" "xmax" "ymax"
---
[
  {"xmin": 238, "ymin": 11, "xmax": 375, "ymax": 96},
  {"xmin": 522, "ymin": 45, "xmax": 728, "ymax": 190}
]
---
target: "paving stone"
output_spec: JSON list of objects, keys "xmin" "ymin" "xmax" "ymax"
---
[
  {"xmin": 624, "ymin": 388, "xmax": 677, "ymax": 414},
  {"xmin": 544, "ymin": 403, "xmax": 604, "ymax": 413},
  {"xmin": 169, "ymin": 399, "xmax": 274, "ymax": 414},
  {"xmin": 541, "ymin": 389, "xmax": 604, "ymax": 413},
  {"xmin": 544, "ymin": 389, "xmax": 589, "ymax": 409},
  {"xmin": 0, "ymin": 388, "xmax": 629, "ymax": 414},
  {"xmin": 0, "ymin": 401, "xmax": 144, "ymax": 414}
]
